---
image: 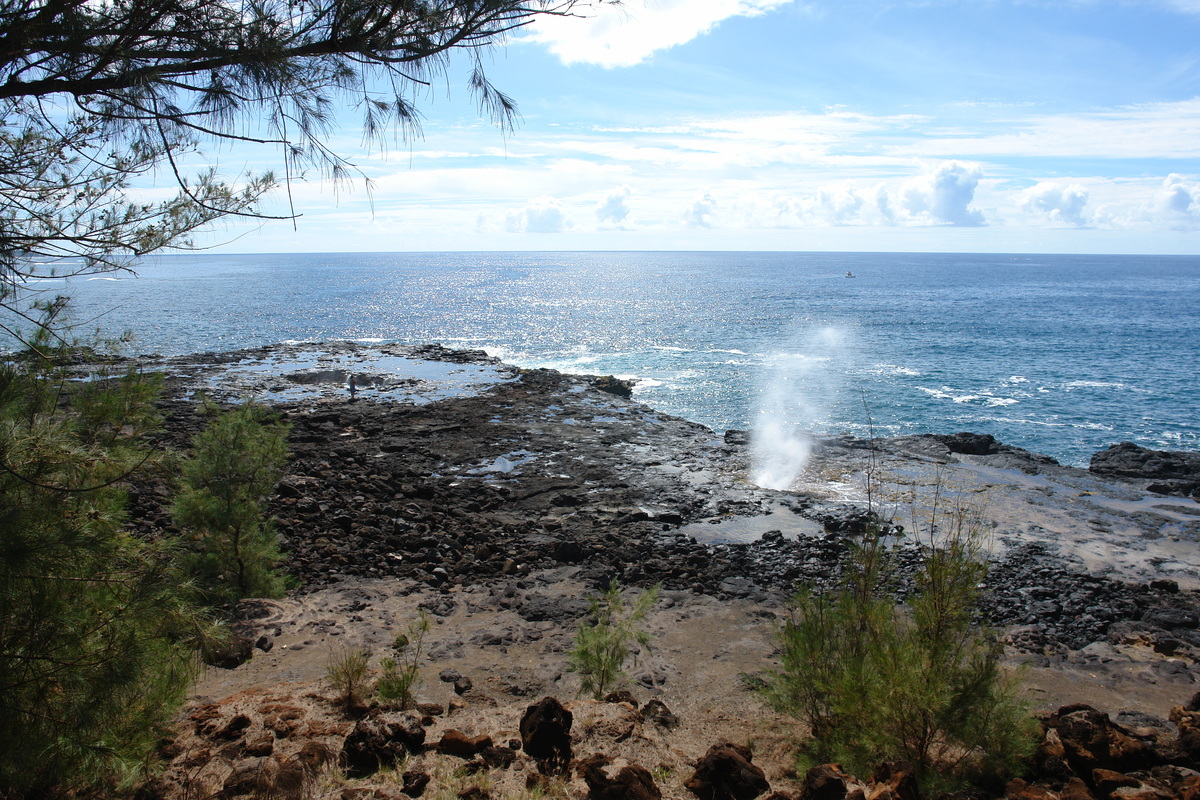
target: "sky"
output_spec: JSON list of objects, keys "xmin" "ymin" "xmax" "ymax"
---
[{"xmin": 191, "ymin": 0, "xmax": 1200, "ymax": 254}]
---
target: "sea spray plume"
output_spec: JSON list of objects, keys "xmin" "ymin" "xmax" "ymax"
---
[
  {"xmin": 752, "ymin": 414, "xmax": 812, "ymax": 490},
  {"xmin": 751, "ymin": 328, "xmax": 848, "ymax": 490}
]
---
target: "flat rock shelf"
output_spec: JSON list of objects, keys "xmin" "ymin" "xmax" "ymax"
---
[{"xmin": 117, "ymin": 342, "xmax": 1200, "ymax": 800}]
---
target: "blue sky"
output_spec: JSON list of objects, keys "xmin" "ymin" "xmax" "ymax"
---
[{"xmin": 193, "ymin": 0, "xmax": 1200, "ymax": 254}]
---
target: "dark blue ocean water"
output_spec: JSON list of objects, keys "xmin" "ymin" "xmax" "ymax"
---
[{"xmin": 20, "ymin": 251, "xmax": 1200, "ymax": 467}]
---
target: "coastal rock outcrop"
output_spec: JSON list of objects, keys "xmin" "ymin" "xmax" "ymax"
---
[
  {"xmin": 120, "ymin": 343, "xmax": 1200, "ymax": 660},
  {"xmin": 1090, "ymin": 442, "xmax": 1200, "ymax": 498}
]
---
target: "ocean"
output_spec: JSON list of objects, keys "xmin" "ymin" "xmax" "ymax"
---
[{"xmin": 20, "ymin": 250, "xmax": 1200, "ymax": 468}]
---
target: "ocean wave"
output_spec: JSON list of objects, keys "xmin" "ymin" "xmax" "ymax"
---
[
  {"xmin": 982, "ymin": 416, "xmax": 1061, "ymax": 428},
  {"xmin": 87, "ymin": 276, "xmax": 122, "ymax": 281},
  {"xmin": 1063, "ymin": 380, "xmax": 1130, "ymax": 391},
  {"xmin": 984, "ymin": 397, "xmax": 1019, "ymax": 407},
  {"xmin": 867, "ymin": 363, "xmax": 922, "ymax": 377},
  {"xmin": 919, "ymin": 386, "xmax": 982, "ymax": 404}
]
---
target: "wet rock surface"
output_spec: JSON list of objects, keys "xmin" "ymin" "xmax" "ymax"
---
[
  {"xmin": 1090, "ymin": 443, "xmax": 1200, "ymax": 499},
  {"xmin": 128, "ymin": 342, "xmax": 1200, "ymax": 658}
]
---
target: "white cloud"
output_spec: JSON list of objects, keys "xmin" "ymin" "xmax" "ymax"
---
[
  {"xmin": 735, "ymin": 162, "xmax": 989, "ymax": 228},
  {"xmin": 596, "ymin": 185, "xmax": 634, "ymax": 227},
  {"xmin": 503, "ymin": 197, "xmax": 570, "ymax": 233},
  {"xmin": 521, "ymin": 0, "xmax": 794, "ymax": 67},
  {"xmin": 1024, "ymin": 182, "xmax": 1090, "ymax": 226},
  {"xmin": 684, "ymin": 192, "xmax": 718, "ymax": 227},
  {"xmin": 893, "ymin": 98, "xmax": 1200, "ymax": 160},
  {"xmin": 899, "ymin": 161, "xmax": 985, "ymax": 226},
  {"xmin": 1159, "ymin": 173, "xmax": 1199, "ymax": 214}
]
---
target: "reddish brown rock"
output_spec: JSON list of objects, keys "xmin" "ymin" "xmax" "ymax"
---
[
  {"xmin": 1092, "ymin": 769, "xmax": 1141, "ymax": 797},
  {"xmin": 800, "ymin": 764, "xmax": 857, "ymax": 800},
  {"xmin": 243, "ymin": 733, "xmax": 275, "ymax": 757},
  {"xmin": 1003, "ymin": 778, "xmax": 1059, "ymax": 800},
  {"xmin": 210, "ymin": 713, "xmax": 253, "ymax": 742},
  {"xmin": 869, "ymin": 762, "xmax": 919, "ymax": 800},
  {"xmin": 1061, "ymin": 777, "xmax": 1099, "ymax": 800},
  {"xmin": 402, "ymin": 770, "xmax": 432, "ymax": 797},
  {"xmin": 686, "ymin": 743, "xmax": 770, "ymax": 800},
  {"xmin": 520, "ymin": 697, "xmax": 573, "ymax": 775},
  {"xmin": 1176, "ymin": 774, "xmax": 1200, "ymax": 800},
  {"xmin": 1171, "ymin": 706, "xmax": 1200, "ymax": 764},
  {"xmin": 579, "ymin": 754, "xmax": 663, "ymax": 800},
  {"xmin": 480, "ymin": 745, "xmax": 518, "ymax": 769},
  {"xmin": 436, "ymin": 729, "xmax": 493, "ymax": 757},
  {"xmin": 1044, "ymin": 706, "xmax": 1160, "ymax": 777}
]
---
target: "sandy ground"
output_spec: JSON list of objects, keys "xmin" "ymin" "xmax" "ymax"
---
[{"xmin": 172, "ymin": 564, "xmax": 1200, "ymax": 800}]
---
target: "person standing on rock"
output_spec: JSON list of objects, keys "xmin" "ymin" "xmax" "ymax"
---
[{"xmin": 347, "ymin": 374, "xmax": 357, "ymax": 401}]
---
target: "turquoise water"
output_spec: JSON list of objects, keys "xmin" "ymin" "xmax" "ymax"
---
[{"xmin": 20, "ymin": 251, "xmax": 1200, "ymax": 466}]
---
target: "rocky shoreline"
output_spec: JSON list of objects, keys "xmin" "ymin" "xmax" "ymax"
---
[
  {"xmin": 130, "ymin": 341, "xmax": 1200, "ymax": 657},
  {"xmin": 120, "ymin": 341, "xmax": 1200, "ymax": 800}
]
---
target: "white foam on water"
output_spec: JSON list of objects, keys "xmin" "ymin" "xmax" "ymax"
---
[
  {"xmin": 864, "ymin": 363, "xmax": 921, "ymax": 377},
  {"xmin": 919, "ymin": 386, "xmax": 982, "ymax": 403}
]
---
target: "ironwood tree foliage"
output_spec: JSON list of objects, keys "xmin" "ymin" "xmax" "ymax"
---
[
  {"xmin": 567, "ymin": 580, "xmax": 659, "ymax": 699},
  {"xmin": 171, "ymin": 401, "xmax": 291, "ymax": 604},
  {"xmin": 762, "ymin": 494, "xmax": 1034, "ymax": 792},
  {"xmin": 0, "ymin": 312, "xmax": 218, "ymax": 797},
  {"xmin": 0, "ymin": 0, "xmax": 579, "ymax": 310}
]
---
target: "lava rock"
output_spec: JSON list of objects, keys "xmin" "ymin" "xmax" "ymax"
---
[
  {"xmin": 685, "ymin": 743, "xmax": 770, "ymax": 800},
  {"xmin": 579, "ymin": 754, "xmax": 662, "ymax": 800},
  {"xmin": 342, "ymin": 713, "xmax": 427, "ymax": 777},
  {"xmin": 519, "ymin": 697, "xmax": 573, "ymax": 775}
]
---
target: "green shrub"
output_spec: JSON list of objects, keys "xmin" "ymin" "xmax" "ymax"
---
[
  {"xmin": 171, "ymin": 400, "xmax": 291, "ymax": 604},
  {"xmin": 377, "ymin": 611, "xmax": 431, "ymax": 707},
  {"xmin": 567, "ymin": 580, "xmax": 659, "ymax": 699},
  {"xmin": 762, "ymin": 486, "xmax": 1035, "ymax": 792},
  {"xmin": 326, "ymin": 648, "xmax": 373, "ymax": 708},
  {"xmin": 0, "ymin": 313, "xmax": 216, "ymax": 797}
]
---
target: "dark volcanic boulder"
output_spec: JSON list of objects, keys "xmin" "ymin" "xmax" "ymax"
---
[
  {"xmin": 797, "ymin": 764, "xmax": 855, "ymax": 800},
  {"xmin": 520, "ymin": 697, "xmax": 573, "ymax": 775},
  {"xmin": 579, "ymin": 754, "xmax": 662, "ymax": 800},
  {"xmin": 685, "ymin": 743, "xmax": 770, "ymax": 800},
  {"xmin": 935, "ymin": 432, "xmax": 1001, "ymax": 455},
  {"xmin": 342, "ymin": 712, "xmax": 427, "ymax": 777},
  {"xmin": 1090, "ymin": 442, "xmax": 1200, "ymax": 490},
  {"xmin": 591, "ymin": 375, "xmax": 635, "ymax": 398}
]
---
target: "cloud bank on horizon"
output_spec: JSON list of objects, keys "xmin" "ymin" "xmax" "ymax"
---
[{"xmin": 205, "ymin": 0, "xmax": 1200, "ymax": 254}]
